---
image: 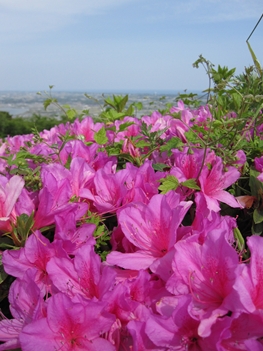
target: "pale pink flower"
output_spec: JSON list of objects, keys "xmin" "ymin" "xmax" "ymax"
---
[{"xmin": 0, "ymin": 175, "xmax": 24, "ymax": 233}]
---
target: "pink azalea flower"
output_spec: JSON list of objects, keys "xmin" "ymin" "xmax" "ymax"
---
[
  {"xmin": 14, "ymin": 187, "xmax": 35, "ymax": 218},
  {"xmin": 113, "ymin": 116, "xmax": 141, "ymax": 142},
  {"xmin": 54, "ymin": 211, "xmax": 96, "ymax": 255},
  {"xmin": 255, "ymin": 156, "xmax": 263, "ymax": 172},
  {"xmin": 141, "ymin": 111, "xmax": 171, "ymax": 138},
  {"xmin": 58, "ymin": 139, "xmax": 99, "ymax": 165},
  {"xmin": 106, "ymin": 193, "xmax": 192, "ymax": 270},
  {"xmin": 170, "ymin": 147, "xmax": 206, "ymax": 183},
  {"xmin": 196, "ymin": 156, "xmax": 241, "ymax": 218},
  {"xmin": 0, "ymin": 271, "xmax": 45, "ymax": 351},
  {"xmin": 127, "ymin": 319, "xmax": 158, "ymax": 351},
  {"xmin": 122, "ymin": 138, "xmax": 141, "ymax": 158},
  {"xmin": 219, "ymin": 312, "xmax": 263, "ymax": 350},
  {"xmin": 0, "ymin": 175, "xmax": 24, "ymax": 233},
  {"xmin": 71, "ymin": 116, "xmax": 104, "ymax": 142},
  {"xmin": 170, "ymin": 100, "xmax": 193, "ymax": 125},
  {"xmin": 5, "ymin": 134, "xmax": 33, "ymax": 151},
  {"xmin": 233, "ymin": 235, "xmax": 263, "ymax": 313},
  {"xmin": 47, "ymin": 243, "xmax": 116, "ymax": 300},
  {"xmin": 82, "ymin": 166, "xmax": 129, "ymax": 213},
  {"xmin": 0, "ymin": 318, "xmax": 24, "ymax": 351},
  {"xmin": 192, "ymin": 207, "xmax": 237, "ymax": 244},
  {"xmin": 122, "ymin": 160, "xmax": 163, "ymax": 205},
  {"xmin": 34, "ymin": 163, "xmax": 88, "ymax": 229},
  {"xmin": 69, "ymin": 157, "xmax": 95, "ymax": 197},
  {"xmin": 2, "ymin": 230, "xmax": 66, "ymax": 294},
  {"xmin": 145, "ymin": 295, "xmax": 224, "ymax": 350},
  {"xmin": 110, "ymin": 224, "xmax": 137, "ymax": 254},
  {"xmin": 166, "ymin": 230, "xmax": 242, "ymax": 337},
  {"xmin": 19, "ymin": 293, "xmax": 116, "ymax": 351}
]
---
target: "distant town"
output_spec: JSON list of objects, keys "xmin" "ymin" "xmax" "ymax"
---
[{"xmin": 0, "ymin": 90, "xmax": 201, "ymax": 118}]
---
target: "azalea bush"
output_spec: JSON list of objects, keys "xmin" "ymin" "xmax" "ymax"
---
[{"xmin": 1, "ymin": 60, "xmax": 263, "ymax": 350}]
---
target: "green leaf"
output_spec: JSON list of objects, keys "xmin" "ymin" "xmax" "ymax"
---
[
  {"xmin": 43, "ymin": 98, "xmax": 53, "ymax": 110},
  {"xmin": 160, "ymin": 137, "xmax": 184, "ymax": 152},
  {"xmin": 104, "ymin": 97, "xmax": 116, "ymax": 109},
  {"xmin": 252, "ymin": 221, "xmax": 263, "ymax": 235},
  {"xmin": 0, "ymin": 256, "xmax": 8, "ymax": 284},
  {"xmin": 66, "ymin": 109, "xmax": 77, "ymax": 120},
  {"xmin": 253, "ymin": 208, "xmax": 263, "ymax": 224},
  {"xmin": 118, "ymin": 153, "xmax": 137, "ymax": 164},
  {"xmin": 118, "ymin": 95, "xmax": 129, "ymax": 112},
  {"xmin": 118, "ymin": 122, "xmax": 135, "ymax": 132},
  {"xmin": 81, "ymin": 109, "xmax": 90, "ymax": 115},
  {"xmin": 181, "ymin": 179, "xmax": 200, "ymax": 190},
  {"xmin": 217, "ymin": 95, "xmax": 224, "ymax": 107},
  {"xmin": 100, "ymin": 110, "xmax": 126, "ymax": 122},
  {"xmin": 94, "ymin": 127, "xmax": 108, "ymax": 145},
  {"xmin": 212, "ymin": 120, "xmax": 223, "ymax": 128},
  {"xmin": 158, "ymin": 175, "xmax": 179, "ymax": 194},
  {"xmin": 15, "ymin": 212, "xmax": 35, "ymax": 244},
  {"xmin": 125, "ymin": 105, "xmax": 135, "ymax": 116},
  {"xmin": 134, "ymin": 140, "xmax": 150, "ymax": 148},
  {"xmin": 105, "ymin": 142, "xmax": 122, "ymax": 156},
  {"xmin": 233, "ymin": 227, "xmax": 244, "ymax": 252},
  {"xmin": 152, "ymin": 163, "xmax": 168, "ymax": 171},
  {"xmin": 249, "ymin": 169, "xmax": 263, "ymax": 199},
  {"xmin": 247, "ymin": 40, "xmax": 263, "ymax": 77},
  {"xmin": 133, "ymin": 101, "xmax": 143, "ymax": 110},
  {"xmin": 232, "ymin": 92, "xmax": 242, "ymax": 109},
  {"xmin": 184, "ymin": 130, "xmax": 197, "ymax": 143}
]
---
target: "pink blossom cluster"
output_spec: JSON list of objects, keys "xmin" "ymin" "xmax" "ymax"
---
[{"xmin": 0, "ymin": 102, "xmax": 263, "ymax": 350}]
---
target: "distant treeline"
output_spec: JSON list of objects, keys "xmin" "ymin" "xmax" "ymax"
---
[{"xmin": 0, "ymin": 111, "xmax": 67, "ymax": 139}]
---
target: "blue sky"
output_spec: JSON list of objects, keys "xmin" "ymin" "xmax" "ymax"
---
[{"xmin": 0, "ymin": 0, "xmax": 262, "ymax": 93}]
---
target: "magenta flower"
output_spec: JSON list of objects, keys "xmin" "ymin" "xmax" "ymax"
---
[
  {"xmin": 170, "ymin": 147, "xmax": 206, "ymax": 183},
  {"xmin": 196, "ymin": 156, "xmax": 241, "ymax": 217},
  {"xmin": 58, "ymin": 139, "xmax": 99, "ymax": 165},
  {"xmin": 166, "ymin": 230, "xmax": 242, "ymax": 337},
  {"xmin": 106, "ymin": 193, "xmax": 192, "ymax": 270},
  {"xmin": 69, "ymin": 157, "xmax": 95, "ymax": 197},
  {"xmin": 255, "ymin": 156, "xmax": 263, "ymax": 173},
  {"xmin": 72, "ymin": 116, "xmax": 104, "ymax": 142},
  {"xmin": 145, "ymin": 295, "xmax": 224, "ymax": 350},
  {"xmin": 234, "ymin": 235, "xmax": 263, "ymax": 313},
  {"xmin": 114, "ymin": 116, "xmax": 141, "ymax": 142},
  {"xmin": 34, "ymin": 163, "xmax": 88, "ymax": 229},
  {"xmin": 54, "ymin": 211, "xmax": 96, "ymax": 255},
  {"xmin": 0, "ymin": 271, "xmax": 45, "ymax": 351},
  {"xmin": 47, "ymin": 243, "xmax": 116, "ymax": 300},
  {"xmin": 82, "ymin": 166, "xmax": 129, "ymax": 213},
  {"xmin": 170, "ymin": 100, "xmax": 193, "ymax": 125},
  {"xmin": 122, "ymin": 160, "xmax": 163, "ymax": 205},
  {"xmin": 2, "ymin": 230, "xmax": 66, "ymax": 294},
  {"xmin": 219, "ymin": 312, "xmax": 263, "ymax": 350},
  {"xmin": 19, "ymin": 293, "xmax": 116, "ymax": 351}
]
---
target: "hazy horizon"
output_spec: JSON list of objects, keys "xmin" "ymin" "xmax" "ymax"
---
[{"xmin": 1, "ymin": 90, "xmax": 200, "ymax": 117}]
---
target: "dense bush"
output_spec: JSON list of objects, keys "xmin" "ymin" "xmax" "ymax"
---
[{"xmin": 0, "ymin": 111, "xmax": 67, "ymax": 139}]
